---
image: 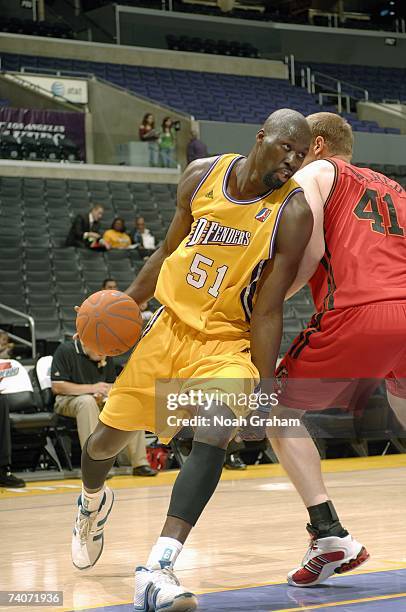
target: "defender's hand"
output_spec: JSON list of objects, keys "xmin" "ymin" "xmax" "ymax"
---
[{"xmin": 239, "ymin": 385, "xmax": 271, "ymax": 441}]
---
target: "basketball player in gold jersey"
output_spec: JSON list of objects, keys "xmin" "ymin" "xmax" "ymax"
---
[{"xmin": 71, "ymin": 108, "xmax": 313, "ymax": 611}]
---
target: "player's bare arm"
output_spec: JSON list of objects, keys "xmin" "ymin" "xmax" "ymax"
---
[
  {"xmin": 125, "ymin": 156, "xmax": 219, "ymax": 304},
  {"xmin": 285, "ymin": 160, "xmax": 335, "ymax": 299},
  {"xmin": 250, "ymin": 192, "xmax": 313, "ymax": 384}
]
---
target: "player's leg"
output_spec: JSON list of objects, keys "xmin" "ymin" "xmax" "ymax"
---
[
  {"xmin": 267, "ymin": 405, "xmax": 368, "ymax": 587},
  {"xmin": 386, "ymin": 352, "xmax": 406, "ymax": 433},
  {"xmin": 387, "ymin": 389, "xmax": 406, "ymax": 429},
  {"xmin": 72, "ymin": 421, "xmax": 141, "ymax": 570},
  {"xmin": 134, "ymin": 401, "xmax": 235, "ymax": 612},
  {"xmin": 72, "ymin": 308, "xmax": 172, "ymax": 571},
  {"xmin": 135, "ymin": 339, "xmax": 253, "ymax": 612},
  {"xmin": 270, "ymin": 309, "xmax": 374, "ymax": 586},
  {"xmin": 267, "ymin": 407, "xmax": 329, "ymax": 507}
]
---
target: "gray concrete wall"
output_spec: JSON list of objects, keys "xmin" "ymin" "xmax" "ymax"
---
[
  {"xmin": 0, "ymin": 160, "xmax": 180, "ymax": 183},
  {"xmin": 0, "ymin": 33, "xmax": 287, "ymax": 79},
  {"xmin": 276, "ymin": 24, "xmax": 406, "ymax": 68},
  {"xmin": 357, "ymin": 102, "xmax": 406, "ymax": 136},
  {"xmin": 89, "ymin": 6, "xmax": 406, "ymax": 68},
  {"xmin": 200, "ymin": 120, "xmax": 406, "ymax": 164},
  {"xmin": 87, "ymin": 79, "xmax": 192, "ymax": 167}
]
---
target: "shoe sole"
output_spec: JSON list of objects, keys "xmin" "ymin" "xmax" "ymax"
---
[
  {"xmin": 287, "ymin": 546, "xmax": 370, "ymax": 587},
  {"xmin": 335, "ymin": 546, "xmax": 370, "ymax": 575},
  {"xmin": 72, "ymin": 490, "xmax": 115, "ymax": 571},
  {"xmin": 135, "ymin": 592, "xmax": 197, "ymax": 612},
  {"xmin": 156, "ymin": 594, "xmax": 198, "ymax": 611}
]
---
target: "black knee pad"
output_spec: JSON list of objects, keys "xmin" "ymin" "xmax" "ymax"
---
[{"xmin": 168, "ymin": 441, "xmax": 226, "ymax": 526}]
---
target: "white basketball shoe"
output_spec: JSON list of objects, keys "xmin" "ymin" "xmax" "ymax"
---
[
  {"xmin": 71, "ymin": 486, "xmax": 114, "ymax": 570},
  {"xmin": 134, "ymin": 565, "xmax": 197, "ymax": 611},
  {"xmin": 288, "ymin": 529, "xmax": 369, "ymax": 587}
]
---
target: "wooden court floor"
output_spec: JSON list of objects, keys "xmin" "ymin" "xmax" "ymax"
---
[{"xmin": 1, "ymin": 455, "xmax": 406, "ymax": 612}]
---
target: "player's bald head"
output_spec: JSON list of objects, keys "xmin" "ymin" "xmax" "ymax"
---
[
  {"xmin": 252, "ymin": 108, "xmax": 310, "ymax": 191},
  {"xmin": 263, "ymin": 109, "xmax": 311, "ymax": 141}
]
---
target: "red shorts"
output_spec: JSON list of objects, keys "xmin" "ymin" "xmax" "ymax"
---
[{"xmin": 277, "ymin": 302, "xmax": 406, "ymax": 411}]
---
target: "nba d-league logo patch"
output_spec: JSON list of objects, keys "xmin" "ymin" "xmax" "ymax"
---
[{"xmin": 255, "ymin": 208, "xmax": 271, "ymax": 222}]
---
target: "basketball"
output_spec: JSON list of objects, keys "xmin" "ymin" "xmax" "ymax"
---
[{"xmin": 76, "ymin": 290, "xmax": 143, "ymax": 356}]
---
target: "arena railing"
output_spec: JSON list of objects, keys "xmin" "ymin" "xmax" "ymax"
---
[
  {"xmin": 0, "ymin": 305, "xmax": 36, "ymax": 359},
  {"xmin": 299, "ymin": 66, "xmax": 369, "ymax": 114}
]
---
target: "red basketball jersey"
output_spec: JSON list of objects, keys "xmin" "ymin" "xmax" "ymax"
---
[{"xmin": 310, "ymin": 158, "xmax": 406, "ymax": 311}]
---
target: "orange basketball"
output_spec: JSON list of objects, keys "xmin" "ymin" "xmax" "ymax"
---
[{"xmin": 76, "ymin": 290, "xmax": 143, "ymax": 356}]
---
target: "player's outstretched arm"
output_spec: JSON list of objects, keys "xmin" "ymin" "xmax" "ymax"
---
[
  {"xmin": 125, "ymin": 157, "xmax": 218, "ymax": 304},
  {"xmin": 251, "ymin": 192, "xmax": 313, "ymax": 386}
]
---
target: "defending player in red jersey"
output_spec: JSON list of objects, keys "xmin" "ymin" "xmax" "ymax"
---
[{"xmin": 261, "ymin": 112, "xmax": 406, "ymax": 587}]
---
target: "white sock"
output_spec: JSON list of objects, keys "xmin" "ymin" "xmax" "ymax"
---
[
  {"xmin": 147, "ymin": 537, "xmax": 183, "ymax": 569},
  {"xmin": 81, "ymin": 485, "xmax": 105, "ymax": 512}
]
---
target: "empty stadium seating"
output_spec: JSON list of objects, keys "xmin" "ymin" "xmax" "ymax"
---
[
  {"xmin": 300, "ymin": 62, "xmax": 406, "ymax": 104},
  {"xmin": 0, "ymin": 176, "xmax": 176, "ymax": 344},
  {"xmin": 166, "ymin": 35, "xmax": 259, "ymax": 58},
  {"xmin": 0, "ymin": 17, "xmax": 73, "ymax": 39},
  {"xmin": 0, "ymin": 134, "xmax": 81, "ymax": 163},
  {"xmin": 0, "ymin": 53, "xmax": 394, "ymax": 130}
]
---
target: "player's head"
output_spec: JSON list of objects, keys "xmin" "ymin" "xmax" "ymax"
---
[
  {"xmin": 90, "ymin": 204, "xmax": 104, "ymax": 221},
  {"xmin": 303, "ymin": 112, "xmax": 353, "ymax": 165},
  {"xmin": 102, "ymin": 278, "xmax": 118, "ymax": 291},
  {"xmin": 254, "ymin": 109, "xmax": 311, "ymax": 190}
]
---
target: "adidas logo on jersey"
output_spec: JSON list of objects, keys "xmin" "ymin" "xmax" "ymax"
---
[
  {"xmin": 205, "ymin": 190, "xmax": 214, "ymax": 199},
  {"xmin": 186, "ymin": 217, "xmax": 251, "ymax": 247}
]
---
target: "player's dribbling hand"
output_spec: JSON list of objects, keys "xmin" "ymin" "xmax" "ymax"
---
[{"xmin": 239, "ymin": 385, "xmax": 271, "ymax": 442}]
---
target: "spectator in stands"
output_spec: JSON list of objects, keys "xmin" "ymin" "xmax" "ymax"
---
[
  {"xmin": 51, "ymin": 338, "xmax": 157, "ymax": 476},
  {"xmin": 0, "ymin": 389, "xmax": 25, "ymax": 488},
  {"xmin": 102, "ymin": 217, "xmax": 132, "ymax": 250},
  {"xmin": 66, "ymin": 204, "xmax": 105, "ymax": 249},
  {"xmin": 187, "ymin": 129, "xmax": 208, "ymax": 164},
  {"xmin": 218, "ymin": 0, "xmax": 235, "ymax": 12},
  {"xmin": 139, "ymin": 113, "xmax": 160, "ymax": 167},
  {"xmin": 159, "ymin": 117, "xmax": 176, "ymax": 168},
  {"xmin": 0, "ymin": 332, "xmax": 14, "ymax": 359},
  {"xmin": 131, "ymin": 216, "xmax": 156, "ymax": 258},
  {"xmin": 102, "ymin": 278, "xmax": 118, "ymax": 291}
]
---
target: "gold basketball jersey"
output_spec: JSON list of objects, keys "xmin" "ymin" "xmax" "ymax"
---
[{"xmin": 155, "ymin": 154, "xmax": 302, "ymax": 338}]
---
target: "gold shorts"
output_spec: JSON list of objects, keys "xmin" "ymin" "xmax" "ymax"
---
[{"xmin": 100, "ymin": 307, "xmax": 259, "ymax": 442}]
